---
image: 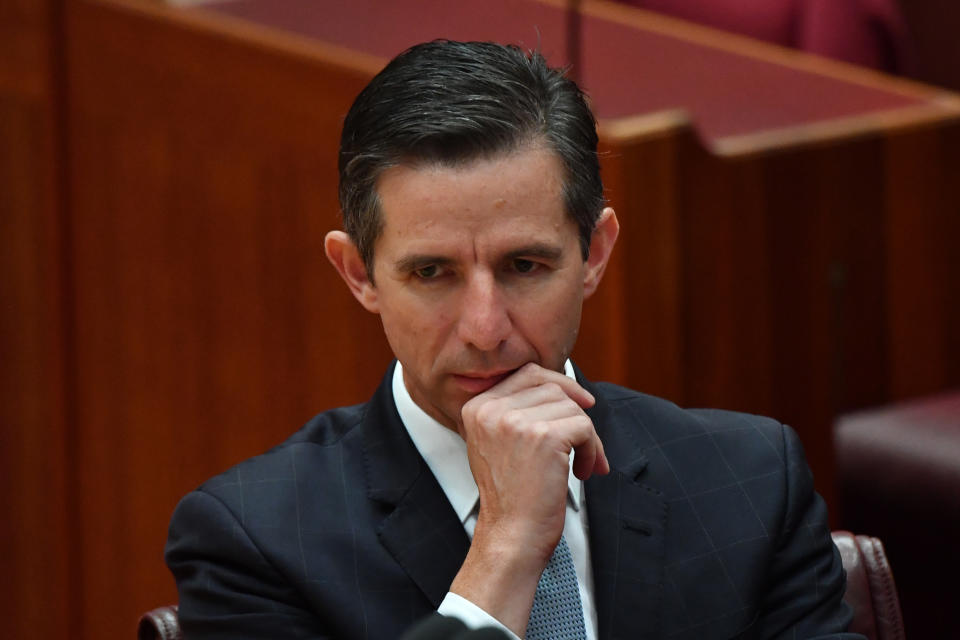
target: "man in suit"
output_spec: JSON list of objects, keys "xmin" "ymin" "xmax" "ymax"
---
[{"xmin": 166, "ymin": 40, "xmax": 860, "ymax": 639}]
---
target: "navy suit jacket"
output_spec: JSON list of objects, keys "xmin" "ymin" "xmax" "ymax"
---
[{"xmin": 166, "ymin": 363, "xmax": 860, "ymax": 639}]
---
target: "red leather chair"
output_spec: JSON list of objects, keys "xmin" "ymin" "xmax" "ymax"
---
[
  {"xmin": 836, "ymin": 392, "xmax": 960, "ymax": 640},
  {"xmin": 831, "ymin": 531, "xmax": 905, "ymax": 640},
  {"xmin": 139, "ymin": 532, "xmax": 903, "ymax": 639},
  {"xmin": 137, "ymin": 604, "xmax": 180, "ymax": 640}
]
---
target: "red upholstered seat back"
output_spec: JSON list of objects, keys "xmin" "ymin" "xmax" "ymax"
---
[
  {"xmin": 137, "ymin": 605, "xmax": 181, "ymax": 640},
  {"xmin": 831, "ymin": 531, "xmax": 906, "ymax": 640},
  {"xmin": 615, "ymin": 0, "xmax": 913, "ymax": 72}
]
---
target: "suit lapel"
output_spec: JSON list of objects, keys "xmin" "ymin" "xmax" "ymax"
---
[
  {"xmin": 582, "ymin": 375, "xmax": 669, "ymax": 640},
  {"xmin": 362, "ymin": 363, "xmax": 471, "ymax": 608}
]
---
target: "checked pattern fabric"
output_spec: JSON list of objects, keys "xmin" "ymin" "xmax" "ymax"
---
[{"xmin": 525, "ymin": 536, "xmax": 586, "ymax": 640}]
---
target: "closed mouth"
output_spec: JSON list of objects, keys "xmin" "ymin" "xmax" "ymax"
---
[{"xmin": 451, "ymin": 368, "xmax": 518, "ymax": 393}]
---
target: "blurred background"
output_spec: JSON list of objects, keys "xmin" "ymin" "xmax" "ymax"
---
[{"xmin": 3, "ymin": 0, "xmax": 959, "ymax": 638}]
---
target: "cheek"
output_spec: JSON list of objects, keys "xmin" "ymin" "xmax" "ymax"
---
[
  {"xmin": 516, "ymin": 287, "xmax": 583, "ymax": 355},
  {"xmin": 380, "ymin": 303, "xmax": 453, "ymax": 361}
]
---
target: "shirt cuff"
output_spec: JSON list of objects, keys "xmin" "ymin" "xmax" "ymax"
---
[{"xmin": 437, "ymin": 592, "xmax": 521, "ymax": 640}]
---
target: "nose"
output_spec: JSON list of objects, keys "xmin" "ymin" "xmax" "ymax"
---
[{"xmin": 457, "ymin": 270, "xmax": 511, "ymax": 352}]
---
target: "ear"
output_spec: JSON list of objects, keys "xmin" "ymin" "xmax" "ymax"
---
[
  {"xmin": 324, "ymin": 230, "xmax": 380, "ymax": 313},
  {"xmin": 583, "ymin": 207, "xmax": 619, "ymax": 299}
]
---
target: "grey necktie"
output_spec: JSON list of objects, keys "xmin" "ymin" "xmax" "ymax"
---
[{"xmin": 525, "ymin": 536, "xmax": 587, "ymax": 640}]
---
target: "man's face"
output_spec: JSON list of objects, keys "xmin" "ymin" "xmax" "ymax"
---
[{"xmin": 329, "ymin": 145, "xmax": 616, "ymax": 431}]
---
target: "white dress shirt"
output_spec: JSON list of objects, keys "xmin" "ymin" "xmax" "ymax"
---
[{"xmin": 393, "ymin": 361, "xmax": 599, "ymax": 640}]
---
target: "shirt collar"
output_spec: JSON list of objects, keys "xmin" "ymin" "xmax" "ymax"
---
[{"xmin": 393, "ymin": 360, "xmax": 583, "ymax": 525}]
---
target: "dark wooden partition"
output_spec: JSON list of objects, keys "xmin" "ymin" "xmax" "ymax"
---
[
  {"xmin": 4, "ymin": 0, "xmax": 960, "ymax": 638},
  {"xmin": 0, "ymin": 0, "xmax": 73, "ymax": 637}
]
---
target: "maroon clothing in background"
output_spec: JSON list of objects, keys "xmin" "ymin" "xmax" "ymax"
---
[{"xmin": 616, "ymin": 0, "xmax": 914, "ymax": 73}]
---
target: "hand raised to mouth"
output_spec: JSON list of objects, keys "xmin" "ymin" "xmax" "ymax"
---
[{"xmin": 450, "ymin": 362, "xmax": 609, "ymax": 637}]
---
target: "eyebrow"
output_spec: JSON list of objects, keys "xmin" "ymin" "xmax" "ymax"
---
[
  {"xmin": 394, "ymin": 255, "xmax": 454, "ymax": 273},
  {"xmin": 393, "ymin": 243, "xmax": 566, "ymax": 273},
  {"xmin": 503, "ymin": 243, "xmax": 564, "ymax": 263}
]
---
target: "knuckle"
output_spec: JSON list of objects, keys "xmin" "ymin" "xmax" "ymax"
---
[
  {"xmin": 577, "ymin": 414, "xmax": 596, "ymax": 433},
  {"xmin": 540, "ymin": 381, "xmax": 564, "ymax": 397},
  {"xmin": 461, "ymin": 400, "xmax": 483, "ymax": 424},
  {"xmin": 519, "ymin": 362, "xmax": 540, "ymax": 375},
  {"xmin": 501, "ymin": 408, "xmax": 526, "ymax": 432},
  {"xmin": 461, "ymin": 397, "xmax": 479, "ymax": 416},
  {"xmin": 530, "ymin": 421, "xmax": 551, "ymax": 440},
  {"xmin": 566, "ymin": 413, "xmax": 592, "ymax": 437},
  {"xmin": 473, "ymin": 401, "xmax": 499, "ymax": 427}
]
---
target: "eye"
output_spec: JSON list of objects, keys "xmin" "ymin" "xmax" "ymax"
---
[
  {"xmin": 512, "ymin": 258, "xmax": 538, "ymax": 274},
  {"xmin": 414, "ymin": 264, "xmax": 441, "ymax": 279}
]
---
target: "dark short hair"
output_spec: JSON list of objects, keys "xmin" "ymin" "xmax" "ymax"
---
[{"xmin": 338, "ymin": 40, "xmax": 604, "ymax": 278}]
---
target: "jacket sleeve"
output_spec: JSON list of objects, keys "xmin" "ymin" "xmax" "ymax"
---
[
  {"xmin": 165, "ymin": 489, "xmax": 330, "ymax": 639},
  {"xmin": 753, "ymin": 424, "xmax": 864, "ymax": 640}
]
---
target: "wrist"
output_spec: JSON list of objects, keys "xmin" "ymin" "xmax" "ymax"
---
[
  {"xmin": 476, "ymin": 515, "xmax": 560, "ymax": 564},
  {"xmin": 450, "ymin": 525, "xmax": 553, "ymax": 637}
]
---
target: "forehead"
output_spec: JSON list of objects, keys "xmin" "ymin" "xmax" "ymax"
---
[{"xmin": 373, "ymin": 146, "xmax": 573, "ymax": 253}]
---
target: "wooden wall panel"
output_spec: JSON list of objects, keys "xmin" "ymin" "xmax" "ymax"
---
[
  {"xmin": 884, "ymin": 121, "xmax": 960, "ymax": 398},
  {"xmin": 0, "ymin": 0, "xmax": 73, "ymax": 638},
  {"xmin": 704, "ymin": 138, "xmax": 890, "ymax": 504},
  {"xmin": 577, "ymin": 114, "xmax": 690, "ymax": 400},
  {"xmin": 65, "ymin": 1, "xmax": 387, "ymax": 637},
  {"xmin": 679, "ymin": 145, "xmax": 773, "ymax": 410}
]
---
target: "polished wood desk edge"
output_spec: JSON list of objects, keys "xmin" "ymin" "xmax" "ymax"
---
[
  {"xmin": 713, "ymin": 101, "xmax": 960, "ymax": 157},
  {"xmin": 599, "ymin": 99, "xmax": 960, "ymax": 157},
  {"xmin": 598, "ymin": 108, "xmax": 693, "ymax": 143},
  {"xmin": 557, "ymin": 0, "xmax": 960, "ymax": 104},
  {"xmin": 89, "ymin": 0, "xmax": 385, "ymax": 77}
]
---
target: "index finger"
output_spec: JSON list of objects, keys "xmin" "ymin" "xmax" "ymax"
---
[
  {"xmin": 487, "ymin": 362, "xmax": 595, "ymax": 409},
  {"xmin": 572, "ymin": 431, "xmax": 610, "ymax": 480}
]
